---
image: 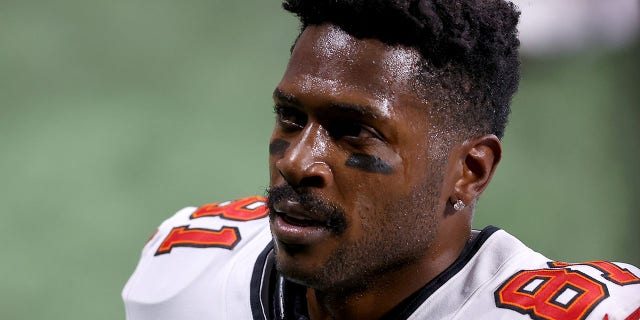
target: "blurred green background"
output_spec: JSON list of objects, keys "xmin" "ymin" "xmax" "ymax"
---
[{"xmin": 1, "ymin": 1, "xmax": 638, "ymax": 319}]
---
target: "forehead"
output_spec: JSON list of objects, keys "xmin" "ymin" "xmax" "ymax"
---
[{"xmin": 280, "ymin": 24, "xmax": 426, "ymax": 107}]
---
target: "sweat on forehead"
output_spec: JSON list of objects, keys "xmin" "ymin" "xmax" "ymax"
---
[
  {"xmin": 311, "ymin": 24, "xmax": 423, "ymax": 70},
  {"xmin": 288, "ymin": 24, "xmax": 427, "ymax": 103}
]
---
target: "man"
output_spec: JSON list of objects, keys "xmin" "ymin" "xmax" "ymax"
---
[{"xmin": 122, "ymin": 0, "xmax": 640, "ymax": 319}]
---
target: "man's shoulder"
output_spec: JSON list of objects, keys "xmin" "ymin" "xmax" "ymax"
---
[
  {"xmin": 122, "ymin": 196, "xmax": 272, "ymax": 320},
  {"xmin": 150, "ymin": 196, "xmax": 270, "ymax": 255},
  {"xmin": 491, "ymin": 257, "xmax": 640, "ymax": 319},
  {"xmin": 491, "ymin": 230, "xmax": 640, "ymax": 318},
  {"xmin": 438, "ymin": 228, "xmax": 640, "ymax": 319},
  {"xmin": 406, "ymin": 228, "xmax": 640, "ymax": 319}
]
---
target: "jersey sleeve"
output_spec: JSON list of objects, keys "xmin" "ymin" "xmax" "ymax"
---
[
  {"xmin": 122, "ymin": 196, "xmax": 272, "ymax": 320},
  {"xmin": 564, "ymin": 261, "xmax": 640, "ymax": 320},
  {"xmin": 493, "ymin": 260, "xmax": 640, "ymax": 320},
  {"xmin": 406, "ymin": 229, "xmax": 640, "ymax": 320}
]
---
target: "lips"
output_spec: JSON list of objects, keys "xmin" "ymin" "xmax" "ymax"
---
[
  {"xmin": 279, "ymin": 211, "xmax": 323, "ymax": 227},
  {"xmin": 270, "ymin": 200, "xmax": 334, "ymax": 245},
  {"xmin": 274, "ymin": 200, "xmax": 325, "ymax": 225}
]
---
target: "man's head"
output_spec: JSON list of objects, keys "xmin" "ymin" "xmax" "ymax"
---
[
  {"xmin": 267, "ymin": 0, "xmax": 520, "ymax": 294},
  {"xmin": 284, "ymin": 0, "xmax": 520, "ymax": 145}
]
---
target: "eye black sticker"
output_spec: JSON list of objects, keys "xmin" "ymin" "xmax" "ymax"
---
[
  {"xmin": 269, "ymin": 139, "xmax": 290, "ymax": 156},
  {"xmin": 345, "ymin": 153, "xmax": 393, "ymax": 174}
]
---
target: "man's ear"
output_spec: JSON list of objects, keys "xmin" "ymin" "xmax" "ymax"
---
[{"xmin": 453, "ymin": 134, "xmax": 502, "ymax": 206}]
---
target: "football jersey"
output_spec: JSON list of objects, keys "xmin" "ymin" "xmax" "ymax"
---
[{"xmin": 123, "ymin": 196, "xmax": 640, "ymax": 320}]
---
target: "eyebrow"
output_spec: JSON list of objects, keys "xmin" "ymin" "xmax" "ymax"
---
[
  {"xmin": 273, "ymin": 88, "xmax": 298, "ymax": 105},
  {"xmin": 273, "ymin": 88, "xmax": 385, "ymax": 122},
  {"xmin": 328, "ymin": 102, "xmax": 382, "ymax": 122}
]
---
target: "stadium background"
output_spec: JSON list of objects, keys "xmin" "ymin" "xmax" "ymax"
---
[{"xmin": 1, "ymin": 1, "xmax": 638, "ymax": 319}]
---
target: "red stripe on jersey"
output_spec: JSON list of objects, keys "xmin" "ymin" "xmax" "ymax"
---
[{"xmin": 626, "ymin": 307, "xmax": 640, "ymax": 320}]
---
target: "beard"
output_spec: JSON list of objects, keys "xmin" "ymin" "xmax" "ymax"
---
[{"xmin": 266, "ymin": 168, "xmax": 443, "ymax": 294}]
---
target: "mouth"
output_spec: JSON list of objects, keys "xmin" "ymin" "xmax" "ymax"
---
[
  {"xmin": 278, "ymin": 212, "xmax": 323, "ymax": 227},
  {"xmin": 270, "ymin": 200, "xmax": 335, "ymax": 245},
  {"xmin": 274, "ymin": 200, "xmax": 326, "ymax": 226}
]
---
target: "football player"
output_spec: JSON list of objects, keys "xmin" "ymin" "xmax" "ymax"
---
[{"xmin": 123, "ymin": 0, "xmax": 640, "ymax": 319}]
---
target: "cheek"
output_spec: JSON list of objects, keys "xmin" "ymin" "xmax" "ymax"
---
[
  {"xmin": 337, "ymin": 148, "xmax": 405, "ymax": 196},
  {"xmin": 336, "ymin": 154, "xmax": 406, "ymax": 223}
]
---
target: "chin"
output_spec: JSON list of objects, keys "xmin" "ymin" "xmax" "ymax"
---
[
  {"xmin": 275, "ymin": 252, "xmax": 317, "ymax": 286},
  {"xmin": 274, "ymin": 243, "xmax": 375, "ymax": 293},
  {"xmin": 273, "ymin": 243, "xmax": 332, "ymax": 289}
]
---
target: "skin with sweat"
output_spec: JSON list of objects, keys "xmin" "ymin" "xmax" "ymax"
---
[{"xmin": 267, "ymin": 23, "xmax": 501, "ymax": 320}]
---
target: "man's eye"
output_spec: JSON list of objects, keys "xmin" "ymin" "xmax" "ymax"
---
[
  {"xmin": 330, "ymin": 121, "xmax": 379, "ymax": 141},
  {"xmin": 274, "ymin": 106, "xmax": 307, "ymax": 130}
]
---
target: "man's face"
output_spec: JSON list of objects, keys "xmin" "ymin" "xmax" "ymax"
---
[{"xmin": 268, "ymin": 24, "xmax": 449, "ymax": 292}]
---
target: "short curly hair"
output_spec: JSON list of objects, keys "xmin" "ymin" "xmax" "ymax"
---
[{"xmin": 282, "ymin": 0, "xmax": 520, "ymax": 142}]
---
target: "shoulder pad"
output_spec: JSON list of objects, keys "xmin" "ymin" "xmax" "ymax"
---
[{"xmin": 123, "ymin": 196, "xmax": 272, "ymax": 320}]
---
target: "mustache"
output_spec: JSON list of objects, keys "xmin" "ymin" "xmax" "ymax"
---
[{"xmin": 267, "ymin": 184, "xmax": 348, "ymax": 234}]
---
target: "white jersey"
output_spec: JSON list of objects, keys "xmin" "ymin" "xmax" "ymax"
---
[{"xmin": 123, "ymin": 196, "xmax": 640, "ymax": 320}]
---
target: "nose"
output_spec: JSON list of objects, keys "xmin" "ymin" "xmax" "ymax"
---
[{"xmin": 275, "ymin": 124, "xmax": 333, "ymax": 189}]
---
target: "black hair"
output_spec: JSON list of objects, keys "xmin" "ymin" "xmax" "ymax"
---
[{"xmin": 282, "ymin": 0, "xmax": 520, "ymax": 141}]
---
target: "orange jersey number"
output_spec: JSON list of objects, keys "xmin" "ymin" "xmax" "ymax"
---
[
  {"xmin": 496, "ymin": 261, "xmax": 640, "ymax": 320},
  {"xmin": 155, "ymin": 196, "xmax": 268, "ymax": 255}
]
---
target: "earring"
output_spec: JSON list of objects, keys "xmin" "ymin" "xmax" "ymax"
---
[{"xmin": 453, "ymin": 199, "xmax": 465, "ymax": 211}]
